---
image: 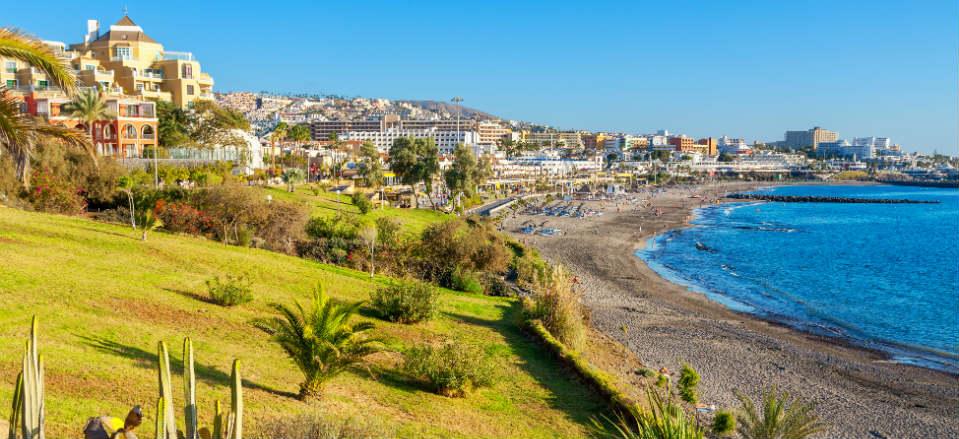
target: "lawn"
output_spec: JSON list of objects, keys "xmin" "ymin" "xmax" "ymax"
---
[
  {"xmin": 254, "ymin": 185, "xmax": 449, "ymax": 236},
  {"xmin": 0, "ymin": 207, "xmax": 608, "ymax": 438}
]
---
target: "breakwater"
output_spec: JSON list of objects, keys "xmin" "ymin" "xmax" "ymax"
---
[{"xmin": 726, "ymin": 193, "xmax": 940, "ymax": 204}]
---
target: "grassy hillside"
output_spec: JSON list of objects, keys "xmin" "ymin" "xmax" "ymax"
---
[
  {"xmin": 255, "ymin": 186, "xmax": 448, "ymax": 236},
  {"xmin": 0, "ymin": 207, "xmax": 607, "ymax": 438}
]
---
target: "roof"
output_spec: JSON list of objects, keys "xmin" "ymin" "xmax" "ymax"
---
[{"xmin": 91, "ymin": 16, "xmax": 158, "ymax": 44}]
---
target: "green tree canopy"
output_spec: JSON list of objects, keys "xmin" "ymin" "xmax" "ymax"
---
[
  {"xmin": 388, "ymin": 137, "xmax": 439, "ymax": 208},
  {"xmin": 444, "ymin": 144, "xmax": 491, "ymax": 199},
  {"xmin": 358, "ymin": 141, "xmax": 384, "ymax": 188},
  {"xmin": 287, "ymin": 124, "xmax": 311, "ymax": 142}
]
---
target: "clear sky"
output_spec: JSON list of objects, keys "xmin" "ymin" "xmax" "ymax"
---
[{"xmin": 5, "ymin": 0, "xmax": 958, "ymax": 153}]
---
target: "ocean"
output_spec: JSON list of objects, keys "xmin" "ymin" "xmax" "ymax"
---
[{"xmin": 637, "ymin": 184, "xmax": 959, "ymax": 372}]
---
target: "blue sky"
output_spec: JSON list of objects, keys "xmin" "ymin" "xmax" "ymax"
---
[{"xmin": 5, "ymin": 0, "xmax": 958, "ymax": 153}]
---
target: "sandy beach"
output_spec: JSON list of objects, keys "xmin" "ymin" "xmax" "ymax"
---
[{"xmin": 502, "ymin": 183, "xmax": 959, "ymax": 438}]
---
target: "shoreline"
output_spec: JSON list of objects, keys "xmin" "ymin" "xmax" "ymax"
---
[
  {"xmin": 502, "ymin": 182, "xmax": 959, "ymax": 438},
  {"xmin": 636, "ymin": 199, "xmax": 959, "ymax": 374}
]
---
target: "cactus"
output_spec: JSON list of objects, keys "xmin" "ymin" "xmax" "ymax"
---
[
  {"xmin": 183, "ymin": 338, "xmax": 198, "ymax": 439},
  {"xmin": 20, "ymin": 316, "xmax": 44, "ymax": 439},
  {"xmin": 212, "ymin": 401, "xmax": 222, "ymax": 439},
  {"xmin": 156, "ymin": 342, "xmax": 176, "ymax": 439},
  {"xmin": 154, "ymin": 397, "xmax": 165, "ymax": 439},
  {"xmin": 8, "ymin": 372, "xmax": 22, "ymax": 439},
  {"xmin": 226, "ymin": 360, "xmax": 242, "ymax": 439}
]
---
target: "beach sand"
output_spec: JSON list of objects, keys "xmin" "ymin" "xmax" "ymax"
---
[{"xmin": 502, "ymin": 183, "xmax": 959, "ymax": 438}]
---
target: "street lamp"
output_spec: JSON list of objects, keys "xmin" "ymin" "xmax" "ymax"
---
[{"xmin": 451, "ymin": 96, "xmax": 463, "ymax": 145}]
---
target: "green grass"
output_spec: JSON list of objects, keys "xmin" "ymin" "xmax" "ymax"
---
[
  {"xmin": 256, "ymin": 185, "xmax": 449, "ymax": 236},
  {"xmin": 0, "ymin": 207, "xmax": 607, "ymax": 438}
]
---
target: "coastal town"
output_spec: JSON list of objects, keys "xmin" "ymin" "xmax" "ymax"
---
[{"xmin": 1, "ymin": 9, "xmax": 957, "ymax": 439}]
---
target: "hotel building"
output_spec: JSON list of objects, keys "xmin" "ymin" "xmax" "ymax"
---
[{"xmin": 784, "ymin": 126, "xmax": 839, "ymax": 149}]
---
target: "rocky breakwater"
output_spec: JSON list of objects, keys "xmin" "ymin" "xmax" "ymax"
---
[{"xmin": 726, "ymin": 193, "xmax": 940, "ymax": 204}]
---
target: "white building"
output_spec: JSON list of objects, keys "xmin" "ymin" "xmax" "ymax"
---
[
  {"xmin": 819, "ymin": 140, "xmax": 875, "ymax": 160},
  {"xmin": 853, "ymin": 137, "xmax": 891, "ymax": 149},
  {"xmin": 340, "ymin": 128, "xmax": 479, "ymax": 154},
  {"xmin": 718, "ymin": 136, "xmax": 751, "ymax": 154},
  {"xmin": 493, "ymin": 154, "xmax": 604, "ymax": 178}
]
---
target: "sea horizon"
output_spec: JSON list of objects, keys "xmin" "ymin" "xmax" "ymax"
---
[{"xmin": 637, "ymin": 184, "xmax": 959, "ymax": 373}]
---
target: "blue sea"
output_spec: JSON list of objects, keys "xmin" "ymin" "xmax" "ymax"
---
[{"xmin": 637, "ymin": 184, "xmax": 959, "ymax": 372}]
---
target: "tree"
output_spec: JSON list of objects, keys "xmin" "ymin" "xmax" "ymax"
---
[
  {"xmin": 282, "ymin": 168, "xmax": 305, "ymax": 192},
  {"xmin": 254, "ymin": 285, "xmax": 384, "ymax": 399},
  {"xmin": 269, "ymin": 123, "xmax": 288, "ymax": 172},
  {"xmin": 155, "ymin": 100, "xmax": 191, "ymax": 148},
  {"xmin": 286, "ymin": 124, "xmax": 311, "ymax": 143},
  {"xmin": 736, "ymin": 388, "xmax": 826, "ymax": 439},
  {"xmin": 444, "ymin": 144, "xmax": 491, "ymax": 206},
  {"xmin": 388, "ymin": 136, "xmax": 439, "ymax": 209},
  {"xmin": 357, "ymin": 141, "xmax": 383, "ymax": 189},
  {"xmin": 62, "ymin": 89, "xmax": 113, "ymax": 144},
  {"xmin": 0, "ymin": 29, "xmax": 94, "ymax": 188}
]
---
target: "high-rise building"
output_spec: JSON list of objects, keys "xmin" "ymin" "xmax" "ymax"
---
[
  {"xmin": 696, "ymin": 137, "xmax": 718, "ymax": 156},
  {"xmin": 476, "ymin": 121, "xmax": 512, "ymax": 146},
  {"xmin": 784, "ymin": 126, "xmax": 838, "ymax": 149}
]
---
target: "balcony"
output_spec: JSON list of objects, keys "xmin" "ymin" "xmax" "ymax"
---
[
  {"xmin": 110, "ymin": 55, "xmax": 133, "ymax": 62},
  {"xmin": 137, "ymin": 70, "xmax": 164, "ymax": 80},
  {"xmin": 161, "ymin": 51, "xmax": 194, "ymax": 61}
]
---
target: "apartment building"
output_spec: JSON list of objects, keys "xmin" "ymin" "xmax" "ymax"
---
[
  {"xmin": 696, "ymin": 137, "xmax": 718, "ymax": 156},
  {"xmin": 668, "ymin": 135, "xmax": 697, "ymax": 153},
  {"xmin": 339, "ymin": 128, "xmax": 479, "ymax": 155},
  {"xmin": 476, "ymin": 120, "xmax": 511, "ymax": 146},
  {"xmin": 309, "ymin": 115, "xmax": 477, "ymax": 141},
  {"xmin": 66, "ymin": 16, "xmax": 215, "ymax": 109},
  {"xmin": 784, "ymin": 126, "xmax": 838, "ymax": 149},
  {"xmin": 520, "ymin": 131, "xmax": 583, "ymax": 148}
]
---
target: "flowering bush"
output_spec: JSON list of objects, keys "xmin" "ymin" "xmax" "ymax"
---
[
  {"xmin": 154, "ymin": 199, "xmax": 211, "ymax": 235},
  {"xmin": 28, "ymin": 169, "xmax": 87, "ymax": 215}
]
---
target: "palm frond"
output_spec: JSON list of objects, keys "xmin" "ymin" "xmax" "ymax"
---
[{"xmin": 0, "ymin": 28, "xmax": 77, "ymax": 94}]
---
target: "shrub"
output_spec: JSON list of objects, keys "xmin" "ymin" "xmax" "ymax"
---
[
  {"xmin": 451, "ymin": 268, "xmax": 484, "ymax": 294},
  {"xmin": 512, "ymin": 249, "xmax": 551, "ymax": 291},
  {"xmin": 403, "ymin": 342, "xmax": 494, "ymax": 397},
  {"xmin": 678, "ymin": 363, "xmax": 700, "ymax": 404},
  {"xmin": 251, "ymin": 413, "xmax": 394, "ymax": 439},
  {"xmin": 735, "ymin": 388, "xmax": 826, "ymax": 439},
  {"xmin": 351, "ymin": 192, "xmax": 372, "ymax": 214},
  {"xmin": 711, "ymin": 410, "xmax": 736, "ymax": 437},
  {"xmin": 206, "ymin": 274, "xmax": 254, "ymax": 306},
  {"xmin": 155, "ymin": 200, "xmax": 210, "ymax": 235},
  {"xmin": 370, "ymin": 278, "xmax": 439, "ymax": 324},
  {"xmin": 27, "ymin": 169, "xmax": 87, "ymax": 215},
  {"xmin": 592, "ymin": 389, "xmax": 705, "ymax": 439},
  {"xmin": 525, "ymin": 266, "xmax": 587, "ymax": 352},
  {"xmin": 480, "ymin": 272, "xmax": 512, "ymax": 297},
  {"xmin": 417, "ymin": 218, "xmax": 511, "ymax": 287},
  {"xmin": 255, "ymin": 285, "xmax": 384, "ymax": 399}
]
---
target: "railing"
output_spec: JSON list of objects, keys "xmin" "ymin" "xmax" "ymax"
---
[
  {"xmin": 162, "ymin": 51, "xmax": 194, "ymax": 61},
  {"xmin": 137, "ymin": 71, "xmax": 164, "ymax": 79},
  {"xmin": 110, "ymin": 56, "xmax": 132, "ymax": 62}
]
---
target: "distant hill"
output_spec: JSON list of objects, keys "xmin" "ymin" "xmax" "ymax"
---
[{"xmin": 397, "ymin": 100, "xmax": 500, "ymax": 121}]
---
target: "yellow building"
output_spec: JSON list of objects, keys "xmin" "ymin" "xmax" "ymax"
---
[{"xmin": 68, "ymin": 16, "xmax": 214, "ymax": 109}]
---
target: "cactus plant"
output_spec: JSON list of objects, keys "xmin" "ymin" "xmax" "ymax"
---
[
  {"xmin": 8, "ymin": 372, "xmax": 22, "ymax": 439},
  {"xmin": 154, "ymin": 398, "xmax": 165, "ymax": 439},
  {"xmin": 20, "ymin": 316, "xmax": 44, "ymax": 439},
  {"xmin": 226, "ymin": 360, "xmax": 242, "ymax": 439},
  {"xmin": 183, "ymin": 338, "xmax": 198, "ymax": 439},
  {"xmin": 212, "ymin": 401, "xmax": 223, "ymax": 439},
  {"xmin": 156, "ymin": 342, "xmax": 176, "ymax": 439}
]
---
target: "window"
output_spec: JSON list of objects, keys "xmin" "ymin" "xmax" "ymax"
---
[
  {"xmin": 186, "ymin": 85, "xmax": 195, "ymax": 95},
  {"xmin": 84, "ymin": 64, "xmax": 95, "ymax": 71},
  {"xmin": 103, "ymin": 124, "xmax": 115, "ymax": 139},
  {"xmin": 181, "ymin": 64, "xmax": 193, "ymax": 79},
  {"xmin": 5, "ymin": 80, "xmax": 16, "ymax": 88},
  {"xmin": 115, "ymin": 46, "xmax": 131, "ymax": 60},
  {"xmin": 123, "ymin": 124, "xmax": 137, "ymax": 139},
  {"xmin": 136, "ymin": 83, "xmax": 144, "ymax": 91},
  {"xmin": 4, "ymin": 61, "xmax": 16, "ymax": 73},
  {"xmin": 142, "ymin": 125, "xmax": 155, "ymax": 139},
  {"xmin": 37, "ymin": 80, "xmax": 48, "ymax": 90}
]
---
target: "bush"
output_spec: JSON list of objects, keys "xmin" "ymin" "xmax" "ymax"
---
[
  {"xmin": 711, "ymin": 410, "xmax": 736, "ymax": 437},
  {"xmin": 592, "ymin": 389, "xmax": 705, "ymax": 439},
  {"xmin": 512, "ymin": 249, "xmax": 551, "ymax": 291},
  {"xmin": 370, "ymin": 278, "xmax": 439, "ymax": 324},
  {"xmin": 27, "ymin": 168, "xmax": 87, "ymax": 215},
  {"xmin": 525, "ymin": 266, "xmax": 587, "ymax": 352},
  {"xmin": 206, "ymin": 274, "xmax": 254, "ymax": 306},
  {"xmin": 417, "ymin": 218, "xmax": 511, "ymax": 288},
  {"xmin": 678, "ymin": 363, "xmax": 700, "ymax": 404},
  {"xmin": 155, "ymin": 200, "xmax": 210, "ymax": 235},
  {"xmin": 403, "ymin": 342, "xmax": 495, "ymax": 397},
  {"xmin": 451, "ymin": 268, "xmax": 484, "ymax": 294},
  {"xmin": 351, "ymin": 192, "xmax": 372, "ymax": 214},
  {"xmin": 251, "ymin": 413, "xmax": 394, "ymax": 439},
  {"xmin": 480, "ymin": 272, "xmax": 512, "ymax": 297}
]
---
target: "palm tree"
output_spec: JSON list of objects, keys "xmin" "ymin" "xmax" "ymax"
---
[
  {"xmin": 736, "ymin": 388, "xmax": 826, "ymax": 439},
  {"xmin": 254, "ymin": 285, "xmax": 384, "ymax": 399},
  {"xmin": 0, "ymin": 28, "xmax": 93, "ymax": 188},
  {"xmin": 62, "ymin": 88, "xmax": 113, "ymax": 145}
]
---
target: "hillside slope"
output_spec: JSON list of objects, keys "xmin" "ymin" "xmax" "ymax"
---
[{"xmin": 0, "ymin": 207, "xmax": 606, "ymax": 438}]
